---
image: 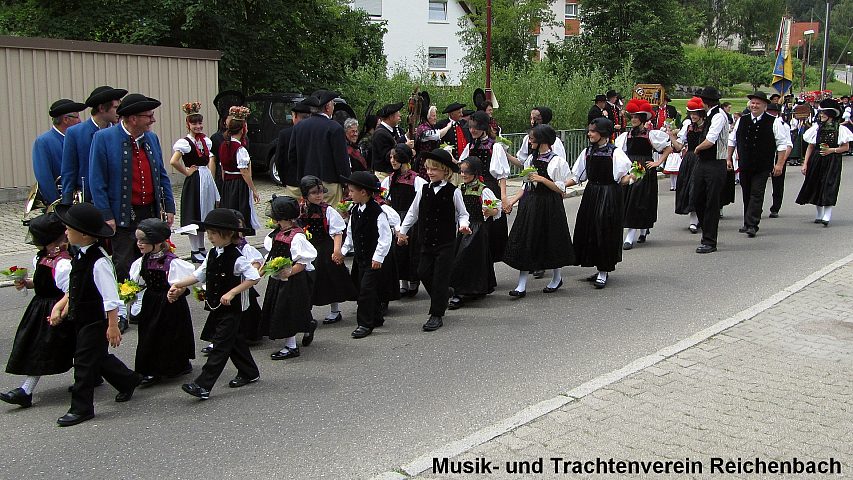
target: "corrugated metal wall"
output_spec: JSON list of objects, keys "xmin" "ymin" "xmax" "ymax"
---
[{"xmin": 0, "ymin": 36, "xmax": 220, "ymax": 199}]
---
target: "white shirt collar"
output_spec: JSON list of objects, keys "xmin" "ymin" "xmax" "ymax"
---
[
  {"xmin": 380, "ymin": 121, "xmax": 395, "ymax": 132},
  {"xmin": 52, "ymin": 126, "xmax": 65, "ymax": 137},
  {"xmin": 319, "ymin": 113, "xmax": 331, "ymax": 119},
  {"xmin": 78, "ymin": 243, "xmax": 96, "ymax": 253},
  {"xmin": 120, "ymin": 121, "xmax": 144, "ymax": 142}
]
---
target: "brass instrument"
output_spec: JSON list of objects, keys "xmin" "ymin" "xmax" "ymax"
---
[
  {"xmin": 407, "ymin": 86, "xmax": 424, "ymax": 140},
  {"xmin": 23, "ymin": 176, "xmax": 85, "ymax": 225}
]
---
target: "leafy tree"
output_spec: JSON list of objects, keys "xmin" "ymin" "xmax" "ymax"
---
[
  {"xmin": 744, "ymin": 55, "xmax": 775, "ymax": 92},
  {"xmin": 681, "ymin": 45, "xmax": 748, "ymax": 90},
  {"xmin": 456, "ymin": 0, "xmax": 557, "ymax": 71},
  {"xmin": 0, "ymin": 0, "xmax": 386, "ymax": 94}
]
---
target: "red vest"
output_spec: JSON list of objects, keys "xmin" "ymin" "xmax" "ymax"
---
[{"xmin": 131, "ymin": 139, "xmax": 154, "ymax": 206}]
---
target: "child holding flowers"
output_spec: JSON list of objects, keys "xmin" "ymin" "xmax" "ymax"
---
[
  {"xmin": 169, "ymin": 208, "xmax": 261, "ymax": 400},
  {"xmin": 502, "ymin": 124, "xmax": 574, "ymax": 297},
  {"xmin": 380, "ymin": 144, "xmax": 427, "ymax": 298},
  {"xmin": 298, "ymin": 175, "xmax": 357, "ymax": 326},
  {"xmin": 447, "ymin": 157, "xmax": 500, "ymax": 309},
  {"xmin": 259, "ymin": 196, "xmax": 317, "ymax": 360},
  {"xmin": 128, "ymin": 218, "xmax": 196, "ymax": 387},
  {"xmin": 1, "ymin": 213, "xmax": 74, "ymax": 409}
]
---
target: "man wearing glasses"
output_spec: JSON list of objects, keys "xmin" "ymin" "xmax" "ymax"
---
[
  {"xmin": 89, "ymin": 93, "xmax": 176, "ymax": 292},
  {"xmin": 33, "ymin": 99, "xmax": 87, "ymax": 205}
]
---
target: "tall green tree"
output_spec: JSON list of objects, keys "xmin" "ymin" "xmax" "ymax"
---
[
  {"xmin": 0, "ymin": 0, "xmax": 386, "ymax": 94},
  {"xmin": 456, "ymin": 0, "xmax": 557, "ymax": 71},
  {"xmin": 575, "ymin": 0, "xmax": 691, "ymax": 87}
]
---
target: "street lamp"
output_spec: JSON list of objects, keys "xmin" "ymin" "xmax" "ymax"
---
[{"xmin": 802, "ymin": 29, "xmax": 814, "ymax": 91}]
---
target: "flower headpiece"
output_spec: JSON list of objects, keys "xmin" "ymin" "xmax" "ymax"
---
[
  {"xmin": 181, "ymin": 101, "xmax": 202, "ymax": 116},
  {"xmin": 229, "ymin": 105, "xmax": 251, "ymax": 120}
]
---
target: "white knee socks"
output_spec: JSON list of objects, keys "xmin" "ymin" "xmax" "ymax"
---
[
  {"xmin": 280, "ymin": 336, "xmax": 297, "ymax": 352},
  {"xmin": 822, "ymin": 206, "xmax": 832, "ymax": 222},
  {"xmin": 689, "ymin": 212, "xmax": 699, "ymax": 226},
  {"xmin": 547, "ymin": 269, "xmax": 562, "ymax": 289},
  {"xmin": 624, "ymin": 229, "xmax": 638, "ymax": 244},
  {"xmin": 326, "ymin": 303, "xmax": 341, "ymax": 320},
  {"xmin": 515, "ymin": 271, "xmax": 529, "ymax": 292},
  {"xmin": 597, "ymin": 271, "xmax": 608, "ymax": 282},
  {"xmin": 670, "ymin": 176, "xmax": 677, "ymax": 190},
  {"xmin": 21, "ymin": 376, "xmax": 40, "ymax": 394}
]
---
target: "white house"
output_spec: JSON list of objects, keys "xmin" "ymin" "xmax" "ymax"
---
[{"xmin": 349, "ymin": 0, "xmax": 581, "ymax": 84}]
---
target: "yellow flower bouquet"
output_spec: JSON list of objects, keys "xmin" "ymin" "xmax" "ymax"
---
[{"xmin": 117, "ymin": 279, "xmax": 142, "ymax": 304}]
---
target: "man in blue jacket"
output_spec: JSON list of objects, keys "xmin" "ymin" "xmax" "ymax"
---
[
  {"xmin": 89, "ymin": 93, "xmax": 175, "ymax": 283},
  {"xmin": 60, "ymin": 86, "xmax": 126, "ymax": 204},
  {"xmin": 33, "ymin": 99, "xmax": 86, "ymax": 205}
]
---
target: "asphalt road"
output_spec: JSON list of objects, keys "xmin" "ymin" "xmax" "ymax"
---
[{"xmin": 1, "ymin": 166, "xmax": 851, "ymax": 479}]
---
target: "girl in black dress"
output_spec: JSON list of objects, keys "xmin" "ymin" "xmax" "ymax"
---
[
  {"xmin": 669, "ymin": 98, "xmax": 707, "ymax": 233},
  {"xmin": 0, "ymin": 213, "xmax": 73, "ymax": 408},
  {"xmin": 503, "ymin": 124, "xmax": 574, "ymax": 297},
  {"xmin": 218, "ymin": 106, "xmax": 261, "ymax": 235},
  {"xmin": 566, "ymin": 118, "xmax": 634, "ymax": 289},
  {"xmin": 129, "ymin": 219, "xmax": 196, "ymax": 386}
]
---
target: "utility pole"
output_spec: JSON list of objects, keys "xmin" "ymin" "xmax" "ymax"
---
[
  {"xmin": 485, "ymin": 0, "xmax": 493, "ymax": 104},
  {"xmin": 820, "ymin": 0, "xmax": 832, "ymax": 90}
]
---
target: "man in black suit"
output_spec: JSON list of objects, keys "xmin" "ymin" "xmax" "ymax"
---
[
  {"xmin": 275, "ymin": 99, "xmax": 312, "ymax": 198},
  {"xmin": 587, "ymin": 94, "xmax": 608, "ymax": 125},
  {"xmin": 370, "ymin": 102, "xmax": 409, "ymax": 180},
  {"xmin": 289, "ymin": 90, "xmax": 350, "ymax": 205}
]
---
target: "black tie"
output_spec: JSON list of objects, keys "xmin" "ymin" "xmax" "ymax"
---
[
  {"xmin": 430, "ymin": 181, "xmax": 441, "ymax": 189},
  {"xmin": 753, "ymin": 117, "xmax": 758, "ymax": 124}
]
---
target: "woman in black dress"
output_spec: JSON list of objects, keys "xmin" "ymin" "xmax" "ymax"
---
[
  {"xmin": 566, "ymin": 118, "xmax": 634, "ymax": 289},
  {"xmin": 218, "ymin": 106, "xmax": 260, "ymax": 236},
  {"xmin": 669, "ymin": 97, "xmax": 707, "ymax": 234}
]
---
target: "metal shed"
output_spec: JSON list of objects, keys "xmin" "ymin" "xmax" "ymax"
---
[{"xmin": 0, "ymin": 36, "xmax": 220, "ymax": 201}]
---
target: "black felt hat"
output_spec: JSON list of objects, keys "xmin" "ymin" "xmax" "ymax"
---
[
  {"xmin": 698, "ymin": 87, "xmax": 722, "ymax": 101},
  {"xmin": 818, "ymin": 98, "xmax": 841, "ymax": 117},
  {"xmin": 196, "ymin": 208, "xmax": 251, "ymax": 233},
  {"xmin": 766, "ymin": 103, "xmax": 781, "ymax": 113},
  {"xmin": 54, "ymin": 203, "xmax": 115, "ymax": 238},
  {"xmin": 26, "ymin": 212, "xmax": 66, "ymax": 246},
  {"xmin": 423, "ymin": 148, "xmax": 460, "ymax": 173},
  {"xmin": 268, "ymin": 195, "xmax": 300, "ymax": 221},
  {"xmin": 606, "ymin": 89, "xmax": 620, "ymax": 99},
  {"xmin": 746, "ymin": 91, "xmax": 770, "ymax": 103},
  {"xmin": 340, "ymin": 171, "xmax": 381, "ymax": 192},
  {"xmin": 49, "ymin": 99, "xmax": 87, "ymax": 118},
  {"xmin": 594, "ymin": 94, "xmax": 607, "ymax": 102},
  {"xmin": 589, "ymin": 117, "xmax": 614, "ymax": 138},
  {"xmin": 85, "ymin": 86, "xmax": 128, "ymax": 108},
  {"xmin": 136, "ymin": 218, "xmax": 171, "ymax": 244},
  {"xmin": 292, "ymin": 98, "xmax": 313, "ymax": 114},
  {"xmin": 116, "ymin": 93, "xmax": 161, "ymax": 116},
  {"xmin": 442, "ymin": 102, "xmax": 465, "ymax": 114},
  {"xmin": 393, "ymin": 143, "xmax": 413, "ymax": 164},
  {"xmin": 311, "ymin": 90, "xmax": 339, "ymax": 106},
  {"xmin": 461, "ymin": 109, "xmax": 475, "ymax": 116},
  {"xmin": 377, "ymin": 102, "xmax": 404, "ymax": 118}
]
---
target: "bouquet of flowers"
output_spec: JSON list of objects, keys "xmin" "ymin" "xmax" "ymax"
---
[
  {"xmin": 630, "ymin": 161, "xmax": 646, "ymax": 181},
  {"xmin": 379, "ymin": 187, "xmax": 389, "ymax": 200},
  {"xmin": 663, "ymin": 119, "xmax": 676, "ymax": 132},
  {"xmin": 482, "ymin": 199, "xmax": 498, "ymax": 210},
  {"xmin": 265, "ymin": 218, "xmax": 278, "ymax": 229},
  {"xmin": 0, "ymin": 266, "xmax": 27, "ymax": 282},
  {"xmin": 192, "ymin": 286, "xmax": 206, "ymax": 302},
  {"xmin": 518, "ymin": 167, "xmax": 537, "ymax": 177},
  {"xmin": 495, "ymin": 136, "xmax": 512, "ymax": 148},
  {"xmin": 261, "ymin": 256, "xmax": 293, "ymax": 280},
  {"xmin": 118, "ymin": 279, "xmax": 142, "ymax": 304},
  {"xmin": 439, "ymin": 142, "xmax": 454, "ymax": 153},
  {"xmin": 335, "ymin": 200, "xmax": 353, "ymax": 214}
]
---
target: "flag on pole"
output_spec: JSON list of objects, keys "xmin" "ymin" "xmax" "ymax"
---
[{"xmin": 772, "ymin": 17, "xmax": 793, "ymax": 95}]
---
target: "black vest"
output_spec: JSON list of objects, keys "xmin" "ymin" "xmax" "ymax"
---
[
  {"xmin": 418, "ymin": 183, "xmax": 457, "ymax": 247},
  {"xmin": 205, "ymin": 245, "xmax": 242, "ymax": 311},
  {"xmin": 350, "ymin": 200, "xmax": 382, "ymax": 264},
  {"xmin": 67, "ymin": 245, "xmax": 109, "ymax": 324},
  {"xmin": 181, "ymin": 137, "xmax": 209, "ymax": 167},
  {"xmin": 736, "ymin": 114, "xmax": 776, "ymax": 172}
]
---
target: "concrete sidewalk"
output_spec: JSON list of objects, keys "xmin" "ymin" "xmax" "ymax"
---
[{"xmin": 374, "ymin": 255, "xmax": 853, "ymax": 479}]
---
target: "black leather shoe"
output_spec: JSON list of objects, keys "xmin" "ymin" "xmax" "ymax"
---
[
  {"xmin": 637, "ymin": 234, "xmax": 646, "ymax": 243},
  {"xmin": 139, "ymin": 375, "xmax": 158, "ymax": 388},
  {"xmin": 508, "ymin": 290, "xmax": 526, "ymax": 298},
  {"xmin": 769, "ymin": 212, "xmax": 779, "ymax": 218},
  {"xmin": 738, "ymin": 226, "xmax": 748, "ymax": 233},
  {"xmin": 821, "ymin": 220, "xmax": 829, "ymax": 227},
  {"xmin": 404, "ymin": 286, "xmax": 419, "ymax": 298},
  {"xmin": 746, "ymin": 227, "xmax": 757, "ymax": 238},
  {"xmin": 622, "ymin": 242, "xmax": 633, "ymax": 250},
  {"xmin": 57, "ymin": 412, "xmax": 95, "ymax": 427},
  {"xmin": 688, "ymin": 224, "xmax": 699, "ymax": 234},
  {"xmin": 270, "ymin": 347, "xmax": 300, "ymax": 360},
  {"xmin": 814, "ymin": 219, "xmax": 822, "ymax": 224},
  {"xmin": 542, "ymin": 280, "xmax": 563, "ymax": 293},
  {"xmin": 351, "ymin": 326, "xmax": 373, "ymax": 338},
  {"xmin": 593, "ymin": 277, "xmax": 607, "ymax": 289},
  {"xmin": 422, "ymin": 315, "xmax": 443, "ymax": 331},
  {"xmin": 447, "ymin": 296, "xmax": 463, "ymax": 310},
  {"xmin": 115, "ymin": 375, "xmax": 142, "ymax": 402},
  {"xmin": 201, "ymin": 344, "xmax": 213, "ymax": 354},
  {"xmin": 532, "ymin": 270, "xmax": 545, "ymax": 279},
  {"xmin": 322, "ymin": 312, "xmax": 342, "ymax": 325},
  {"xmin": 128, "ymin": 314, "xmax": 139, "ymax": 325},
  {"xmin": 181, "ymin": 383, "xmax": 210, "ymax": 400},
  {"xmin": 584, "ymin": 273, "xmax": 598, "ymax": 282},
  {"xmin": 228, "ymin": 376, "xmax": 259, "ymax": 388},
  {"xmin": 0, "ymin": 388, "xmax": 32, "ymax": 408},
  {"xmin": 302, "ymin": 319, "xmax": 318, "ymax": 347},
  {"xmin": 117, "ymin": 316, "xmax": 129, "ymax": 333},
  {"xmin": 696, "ymin": 244, "xmax": 717, "ymax": 254}
]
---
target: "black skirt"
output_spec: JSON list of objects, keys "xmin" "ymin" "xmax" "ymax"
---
[
  {"xmin": 5, "ymin": 294, "xmax": 74, "ymax": 376},
  {"xmin": 623, "ymin": 164, "xmax": 658, "ymax": 229},
  {"xmin": 503, "ymin": 189, "xmax": 574, "ymax": 271},
  {"xmin": 311, "ymin": 236, "xmax": 358, "ymax": 306},
  {"xmin": 675, "ymin": 152, "xmax": 697, "ymax": 215},
  {"xmin": 573, "ymin": 183, "xmax": 624, "ymax": 272},
  {"xmin": 135, "ymin": 288, "xmax": 195, "ymax": 377},
  {"xmin": 259, "ymin": 270, "xmax": 314, "ymax": 339},
  {"xmin": 450, "ymin": 221, "xmax": 496, "ymax": 296},
  {"xmin": 488, "ymin": 215, "xmax": 508, "ymax": 263},
  {"xmin": 238, "ymin": 287, "xmax": 263, "ymax": 342},
  {"xmin": 796, "ymin": 152, "xmax": 843, "ymax": 206},
  {"xmin": 180, "ymin": 171, "xmax": 202, "ymax": 229},
  {"xmin": 220, "ymin": 179, "xmax": 256, "ymax": 236}
]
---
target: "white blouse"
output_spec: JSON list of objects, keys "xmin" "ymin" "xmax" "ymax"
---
[
  {"xmin": 31, "ymin": 255, "xmax": 72, "ymax": 293},
  {"xmin": 523, "ymin": 152, "xmax": 571, "ymax": 191},
  {"xmin": 240, "ymin": 244, "xmax": 265, "ymax": 267},
  {"xmin": 228, "ymin": 138, "xmax": 251, "ymax": 169},
  {"xmin": 262, "ymin": 232, "xmax": 318, "ymax": 271},
  {"xmin": 802, "ymin": 124, "xmax": 853, "ymax": 145},
  {"xmin": 172, "ymin": 136, "xmax": 214, "ymax": 156},
  {"xmin": 571, "ymin": 147, "xmax": 632, "ymax": 184}
]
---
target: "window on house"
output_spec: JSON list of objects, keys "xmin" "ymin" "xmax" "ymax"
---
[
  {"xmin": 354, "ymin": 0, "xmax": 382, "ymax": 17},
  {"xmin": 429, "ymin": 1, "xmax": 448, "ymax": 22},
  {"xmin": 428, "ymin": 47, "xmax": 448, "ymax": 69},
  {"xmin": 565, "ymin": 2, "xmax": 578, "ymax": 19}
]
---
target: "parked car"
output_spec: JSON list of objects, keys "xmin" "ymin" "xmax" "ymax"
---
[{"xmin": 214, "ymin": 91, "xmax": 356, "ymax": 185}]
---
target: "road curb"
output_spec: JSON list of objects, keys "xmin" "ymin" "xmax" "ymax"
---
[{"xmin": 371, "ymin": 250, "xmax": 853, "ymax": 479}]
